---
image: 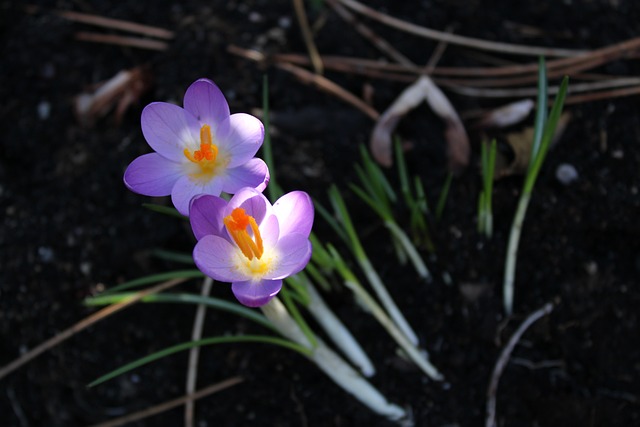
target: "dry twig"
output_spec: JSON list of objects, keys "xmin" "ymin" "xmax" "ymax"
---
[
  {"xmin": 0, "ymin": 278, "xmax": 187, "ymax": 381},
  {"xmin": 89, "ymin": 377, "xmax": 244, "ymax": 427},
  {"xmin": 485, "ymin": 302, "xmax": 554, "ymax": 427},
  {"xmin": 74, "ymin": 32, "xmax": 169, "ymax": 51},
  {"xmin": 292, "ymin": 0, "xmax": 324, "ymax": 74},
  {"xmin": 228, "ymin": 45, "xmax": 379, "ymax": 120},
  {"xmin": 57, "ymin": 10, "xmax": 174, "ymax": 39},
  {"xmin": 336, "ymin": 0, "xmax": 584, "ymax": 57},
  {"xmin": 184, "ymin": 277, "xmax": 214, "ymax": 427}
]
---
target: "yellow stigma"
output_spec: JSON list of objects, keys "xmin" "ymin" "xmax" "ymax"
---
[
  {"xmin": 183, "ymin": 124, "xmax": 219, "ymax": 176},
  {"xmin": 224, "ymin": 208, "xmax": 264, "ymax": 260}
]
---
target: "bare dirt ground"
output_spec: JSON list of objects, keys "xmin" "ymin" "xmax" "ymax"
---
[{"xmin": 2, "ymin": 1, "xmax": 639, "ymax": 426}]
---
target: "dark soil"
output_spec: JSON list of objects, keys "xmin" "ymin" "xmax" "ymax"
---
[{"xmin": 2, "ymin": 1, "xmax": 639, "ymax": 426}]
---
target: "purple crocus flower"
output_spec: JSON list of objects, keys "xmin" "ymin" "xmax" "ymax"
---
[
  {"xmin": 190, "ymin": 187, "xmax": 314, "ymax": 307},
  {"xmin": 124, "ymin": 78, "xmax": 269, "ymax": 216}
]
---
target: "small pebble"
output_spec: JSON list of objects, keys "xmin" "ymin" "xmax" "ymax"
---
[
  {"xmin": 555, "ymin": 163, "xmax": 578, "ymax": 185},
  {"xmin": 37, "ymin": 101, "xmax": 51, "ymax": 120},
  {"xmin": 278, "ymin": 16, "xmax": 291, "ymax": 28},
  {"xmin": 38, "ymin": 246, "xmax": 55, "ymax": 263}
]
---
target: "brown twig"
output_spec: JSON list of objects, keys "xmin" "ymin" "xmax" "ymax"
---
[
  {"xmin": 57, "ymin": 10, "xmax": 174, "ymax": 39},
  {"xmin": 486, "ymin": 302, "xmax": 554, "ymax": 427},
  {"xmin": 327, "ymin": 0, "xmax": 413, "ymax": 67},
  {"xmin": 184, "ymin": 277, "xmax": 214, "ymax": 427},
  {"xmin": 292, "ymin": 0, "xmax": 324, "ymax": 74},
  {"xmin": 75, "ymin": 32, "xmax": 169, "ymax": 51},
  {"xmin": 0, "ymin": 278, "xmax": 187, "ymax": 381},
  {"xmin": 337, "ymin": 0, "xmax": 584, "ymax": 57},
  {"xmin": 88, "ymin": 377, "xmax": 244, "ymax": 427},
  {"xmin": 228, "ymin": 45, "xmax": 379, "ymax": 120}
]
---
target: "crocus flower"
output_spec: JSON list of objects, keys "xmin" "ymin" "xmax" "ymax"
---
[
  {"xmin": 124, "ymin": 78, "xmax": 269, "ymax": 215},
  {"xmin": 190, "ymin": 187, "xmax": 313, "ymax": 307}
]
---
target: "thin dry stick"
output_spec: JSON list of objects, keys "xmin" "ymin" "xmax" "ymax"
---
[
  {"xmin": 184, "ymin": 276, "xmax": 214, "ymax": 427},
  {"xmin": 327, "ymin": 0, "xmax": 413, "ymax": 67},
  {"xmin": 292, "ymin": 0, "xmax": 324, "ymax": 74},
  {"xmin": 276, "ymin": 62, "xmax": 380, "ymax": 119},
  {"xmin": 429, "ymin": 36, "xmax": 640, "ymax": 77},
  {"xmin": 88, "ymin": 377, "xmax": 244, "ymax": 427},
  {"xmin": 486, "ymin": 302, "xmax": 554, "ymax": 427},
  {"xmin": 228, "ymin": 44, "xmax": 380, "ymax": 120},
  {"xmin": 337, "ymin": 0, "xmax": 584, "ymax": 57},
  {"xmin": 57, "ymin": 10, "xmax": 174, "ymax": 39},
  {"xmin": 0, "ymin": 278, "xmax": 187, "ymax": 380},
  {"xmin": 75, "ymin": 32, "xmax": 169, "ymax": 51},
  {"xmin": 448, "ymin": 77, "xmax": 640, "ymax": 98}
]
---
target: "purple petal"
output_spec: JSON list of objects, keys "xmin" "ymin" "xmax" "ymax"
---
[
  {"xmin": 123, "ymin": 153, "xmax": 183, "ymax": 197},
  {"xmin": 219, "ymin": 113, "xmax": 265, "ymax": 168},
  {"xmin": 189, "ymin": 194, "xmax": 228, "ymax": 240},
  {"xmin": 183, "ymin": 79, "xmax": 230, "ymax": 131},
  {"xmin": 141, "ymin": 102, "xmax": 200, "ymax": 160},
  {"xmin": 221, "ymin": 158, "xmax": 270, "ymax": 195},
  {"xmin": 171, "ymin": 175, "xmax": 224, "ymax": 216},
  {"xmin": 273, "ymin": 191, "xmax": 314, "ymax": 238},
  {"xmin": 259, "ymin": 214, "xmax": 280, "ymax": 248},
  {"xmin": 268, "ymin": 233, "xmax": 312, "ymax": 280},
  {"xmin": 193, "ymin": 235, "xmax": 250, "ymax": 282},
  {"xmin": 231, "ymin": 279, "xmax": 282, "ymax": 307},
  {"xmin": 227, "ymin": 187, "xmax": 271, "ymax": 225}
]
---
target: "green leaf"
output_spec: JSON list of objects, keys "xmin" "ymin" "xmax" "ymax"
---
[
  {"xmin": 85, "ymin": 292, "xmax": 276, "ymax": 332},
  {"xmin": 88, "ymin": 335, "xmax": 310, "ymax": 387},
  {"xmin": 151, "ymin": 249, "xmax": 194, "ymax": 265},
  {"xmin": 524, "ymin": 75, "xmax": 569, "ymax": 194},
  {"xmin": 97, "ymin": 270, "xmax": 205, "ymax": 295},
  {"xmin": 142, "ymin": 203, "xmax": 188, "ymax": 220}
]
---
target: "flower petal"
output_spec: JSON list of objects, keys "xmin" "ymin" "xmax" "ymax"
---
[
  {"xmin": 183, "ymin": 79, "xmax": 230, "ymax": 131},
  {"xmin": 189, "ymin": 194, "xmax": 228, "ymax": 240},
  {"xmin": 268, "ymin": 233, "xmax": 312, "ymax": 280},
  {"xmin": 141, "ymin": 102, "xmax": 200, "ymax": 160},
  {"xmin": 193, "ymin": 235, "xmax": 250, "ymax": 282},
  {"xmin": 227, "ymin": 187, "xmax": 271, "ymax": 225},
  {"xmin": 123, "ymin": 153, "xmax": 183, "ymax": 197},
  {"xmin": 231, "ymin": 279, "xmax": 282, "ymax": 307},
  {"xmin": 273, "ymin": 191, "xmax": 314, "ymax": 238},
  {"xmin": 219, "ymin": 113, "xmax": 265, "ymax": 168},
  {"xmin": 171, "ymin": 175, "xmax": 224, "ymax": 216},
  {"xmin": 221, "ymin": 158, "xmax": 270, "ymax": 195}
]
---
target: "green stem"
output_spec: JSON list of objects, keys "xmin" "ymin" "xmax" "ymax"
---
[
  {"xmin": 260, "ymin": 298, "xmax": 407, "ymax": 421},
  {"xmin": 384, "ymin": 221, "xmax": 431, "ymax": 281},
  {"xmin": 503, "ymin": 192, "xmax": 531, "ymax": 315}
]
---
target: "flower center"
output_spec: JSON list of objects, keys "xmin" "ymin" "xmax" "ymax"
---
[
  {"xmin": 224, "ymin": 208, "xmax": 264, "ymax": 260},
  {"xmin": 184, "ymin": 124, "xmax": 219, "ymax": 175}
]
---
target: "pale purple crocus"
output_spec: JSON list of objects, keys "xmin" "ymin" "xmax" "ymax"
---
[
  {"xmin": 124, "ymin": 78, "xmax": 269, "ymax": 216},
  {"xmin": 190, "ymin": 187, "xmax": 314, "ymax": 307}
]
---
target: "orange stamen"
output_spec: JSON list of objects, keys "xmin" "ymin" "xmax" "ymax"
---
[
  {"xmin": 184, "ymin": 124, "xmax": 218, "ymax": 166},
  {"xmin": 223, "ymin": 208, "xmax": 264, "ymax": 260}
]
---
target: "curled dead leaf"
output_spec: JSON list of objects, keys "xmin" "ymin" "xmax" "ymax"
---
[
  {"xmin": 370, "ymin": 75, "xmax": 469, "ymax": 174},
  {"xmin": 74, "ymin": 66, "xmax": 153, "ymax": 126},
  {"xmin": 494, "ymin": 111, "xmax": 571, "ymax": 178},
  {"xmin": 475, "ymin": 99, "xmax": 535, "ymax": 129}
]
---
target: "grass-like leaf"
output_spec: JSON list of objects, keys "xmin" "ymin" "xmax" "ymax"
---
[
  {"xmin": 142, "ymin": 203, "xmax": 187, "ymax": 220},
  {"xmin": 97, "ymin": 270, "xmax": 204, "ymax": 296},
  {"xmin": 88, "ymin": 335, "xmax": 310, "ymax": 387},
  {"xmin": 84, "ymin": 292, "xmax": 276, "ymax": 332}
]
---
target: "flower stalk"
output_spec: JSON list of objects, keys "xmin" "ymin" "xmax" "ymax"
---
[
  {"xmin": 327, "ymin": 185, "xmax": 420, "ymax": 346},
  {"xmin": 260, "ymin": 297, "xmax": 408, "ymax": 423},
  {"xmin": 328, "ymin": 245, "xmax": 443, "ymax": 381},
  {"xmin": 503, "ymin": 58, "xmax": 569, "ymax": 315}
]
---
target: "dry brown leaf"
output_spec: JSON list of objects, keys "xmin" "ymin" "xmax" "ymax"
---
[
  {"xmin": 370, "ymin": 75, "xmax": 469, "ymax": 173},
  {"xmin": 75, "ymin": 66, "xmax": 153, "ymax": 126},
  {"xmin": 495, "ymin": 111, "xmax": 571, "ymax": 178}
]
